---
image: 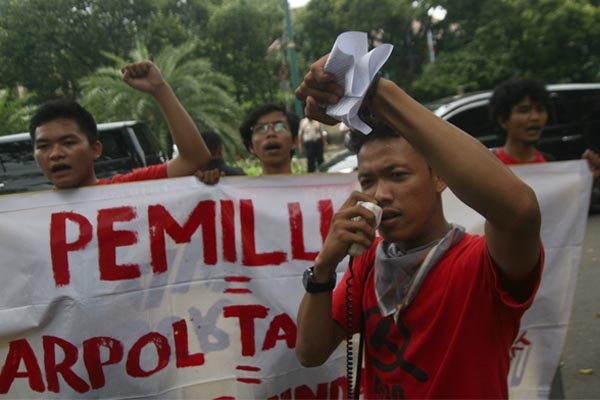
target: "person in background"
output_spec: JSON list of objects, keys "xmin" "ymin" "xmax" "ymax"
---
[
  {"xmin": 489, "ymin": 77, "xmax": 600, "ymax": 179},
  {"xmin": 294, "ymin": 54, "xmax": 543, "ymax": 399},
  {"xmin": 30, "ymin": 60, "xmax": 212, "ymax": 188},
  {"xmin": 239, "ymin": 103, "xmax": 299, "ymax": 175},
  {"xmin": 198, "ymin": 130, "xmax": 245, "ymax": 176},
  {"xmin": 489, "ymin": 76, "xmax": 600, "ymax": 396},
  {"xmin": 298, "ymin": 116, "xmax": 327, "ymax": 172}
]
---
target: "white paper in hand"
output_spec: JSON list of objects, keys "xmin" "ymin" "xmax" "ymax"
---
[{"xmin": 323, "ymin": 31, "xmax": 393, "ymax": 134}]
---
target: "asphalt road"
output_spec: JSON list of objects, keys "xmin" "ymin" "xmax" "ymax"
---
[{"xmin": 560, "ymin": 213, "xmax": 600, "ymax": 399}]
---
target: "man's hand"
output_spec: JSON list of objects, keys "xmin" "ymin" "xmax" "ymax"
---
[
  {"xmin": 313, "ymin": 191, "xmax": 379, "ymax": 278},
  {"xmin": 121, "ymin": 60, "xmax": 167, "ymax": 95},
  {"xmin": 295, "ymin": 54, "xmax": 344, "ymax": 126},
  {"xmin": 582, "ymin": 149, "xmax": 600, "ymax": 181},
  {"xmin": 195, "ymin": 169, "xmax": 223, "ymax": 185}
]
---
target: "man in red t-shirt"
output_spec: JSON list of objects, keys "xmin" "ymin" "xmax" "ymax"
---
[
  {"xmin": 294, "ymin": 55, "xmax": 544, "ymax": 398},
  {"xmin": 489, "ymin": 77, "xmax": 600, "ymax": 177},
  {"xmin": 30, "ymin": 60, "xmax": 214, "ymax": 189}
]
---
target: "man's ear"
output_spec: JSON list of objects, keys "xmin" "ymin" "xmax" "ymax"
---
[
  {"xmin": 436, "ymin": 177, "xmax": 447, "ymax": 193},
  {"xmin": 432, "ymin": 170, "xmax": 447, "ymax": 193},
  {"xmin": 215, "ymin": 145, "xmax": 225, "ymax": 158},
  {"xmin": 497, "ymin": 116, "xmax": 508, "ymax": 131},
  {"xmin": 93, "ymin": 140, "xmax": 103, "ymax": 161}
]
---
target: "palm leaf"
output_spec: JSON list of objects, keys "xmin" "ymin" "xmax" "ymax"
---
[{"xmin": 79, "ymin": 40, "xmax": 243, "ymax": 158}]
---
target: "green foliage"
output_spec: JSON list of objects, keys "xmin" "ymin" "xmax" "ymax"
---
[
  {"xmin": 0, "ymin": 89, "xmax": 36, "ymax": 135},
  {"xmin": 78, "ymin": 41, "xmax": 245, "ymax": 161},
  {"xmin": 0, "ymin": 0, "xmax": 157, "ymax": 101},
  {"xmin": 412, "ymin": 51, "xmax": 515, "ymax": 101},
  {"xmin": 296, "ymin": 0, "xmax": 425, "ymax": 88},
  {"xmin": 206, "ymin": 0, "xmax": 287, "ymax": 109},
  {"xmin": 1, "ymin": 0, "xmax": 600, "ymax": 161},
  {"xmin": 412, "ymin": 0, "xmax": 600, "ymax": 97}
]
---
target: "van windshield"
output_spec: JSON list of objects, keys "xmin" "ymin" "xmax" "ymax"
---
[
  {"xmin": 0, "ymin": 139, "xmax": 35, "ymax": 174},
  {"xmin": 0, "ymin": 138, "xmax": 51, "ymax": 193}
]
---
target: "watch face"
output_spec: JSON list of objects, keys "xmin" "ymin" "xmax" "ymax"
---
[
  {"xmin": 302, "ymin": 267, "xmax": 335, "ymax": 293},
  {"xmin": 302, "ymin": 267, "xmax": 311, "ymax": 288}
]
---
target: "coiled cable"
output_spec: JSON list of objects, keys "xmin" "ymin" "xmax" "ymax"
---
[{"xmin": 345, "ymin": 255, "xmax": 355, "ymax": 399}]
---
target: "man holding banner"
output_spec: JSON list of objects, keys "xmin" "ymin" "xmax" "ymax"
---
[
  {"xmin": 294, "ymin": 54, "xmax": 544, "ymax": 398},
  {"xmin": 30, "ymin": 60, "xmax": 214, "ymax": 189}
]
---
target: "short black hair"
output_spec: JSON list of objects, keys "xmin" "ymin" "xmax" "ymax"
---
[
  {"xmin": 201, "ymin": 130, "xmax": 224, "ymax": 155},
  {"xmin": 29, "ymin": 99, "xmax": 98, "ymax": 145},
  {"xmin": 489, "ymin": 77, "xmax": 549, "ymax": 136},
  {"xmin": 239, "ymin": 103, "xmax": 300, "ymax": 156},
  {"xmin": 346, "ymin": 117, "xmax": 399, "ymax": 154}
]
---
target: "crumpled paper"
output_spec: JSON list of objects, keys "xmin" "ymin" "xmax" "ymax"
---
[{"xmin": 324, "ymin": 31, "xmax": 393, "ymax": 134}]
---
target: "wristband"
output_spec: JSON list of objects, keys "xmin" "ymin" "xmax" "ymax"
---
[
  {"xmin": 363, "ymin": 72, "xmax": 382, "ymax": 109},
  {"xmin": 358, "ymin": 72, "xmax": 382, "ymax": 123}
]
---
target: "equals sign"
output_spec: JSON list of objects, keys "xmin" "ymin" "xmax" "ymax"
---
[
  {"xmin": 236, "ymin": 364, "xmax": 262, "ymax": 385},
  {"xmin": 224, "ymin": 275, "xmax": 252, "ymax": 294}
]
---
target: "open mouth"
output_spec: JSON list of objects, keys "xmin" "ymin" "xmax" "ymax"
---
[
  {"xmin": 50, "ymin": 164, "xmax": 71, "ymax": 174},
  {"xmin": 263, "ymin": 143, "xmax": 282, "ymax": 152},
  {"xmin": 526, "ymin": 126, "xmax": 542, "ymax": 133}
]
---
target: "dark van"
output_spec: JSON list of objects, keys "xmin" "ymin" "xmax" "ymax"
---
[{"xmin": 0, "ymin": 121, "xmax": 165, "ymax": 195}]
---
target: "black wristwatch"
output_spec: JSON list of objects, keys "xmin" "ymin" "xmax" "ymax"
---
[{"xmin": 302, "ymin": 266, "xmax": 336, "ymax": 293}]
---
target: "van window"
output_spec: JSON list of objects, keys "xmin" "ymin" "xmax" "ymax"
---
[
  {"xmin": 0, "ymin": 137, "xmax": 51, "ymax": 193},
  {"xmin": 445, "ymin": 104, "xmax": 503, "ymax": 148},
  {"xmin": 98, "ymin": 128, "xmax": 133, "ymax": 161},
  {"xmin": 551, "ymin": 89, "xmax": 600, "ymax": 143},
  {"xmin": 446, "ymin": 104, "xmax": 494, "ymax": 139},
  {"xmin": 0, "ymin": 138, "xmax": 34, "ymax": 166},
  {"xmin": 129, "ymin": 124, "xmax": 164, "ymax": 165}
]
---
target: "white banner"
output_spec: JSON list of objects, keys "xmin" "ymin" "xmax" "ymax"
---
[{"xmin": 0, "ymin": 161, "xmax": 591, "ymax": 399}]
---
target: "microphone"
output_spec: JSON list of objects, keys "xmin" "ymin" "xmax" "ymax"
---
[{"xmin": 348, "ymin": 201, "xmax": 382, "ymax": 257}]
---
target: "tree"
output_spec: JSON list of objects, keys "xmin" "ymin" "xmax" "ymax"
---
[
  {"xmin": 205, "ymin": 0, "xmax": 287, "ymax": 109},
  {"xmin": 0, "ymin": 89, "xmax": 36, "ymax": 135},
  {"xmin": 296, "ymin": 0, "xmax": 421, "ymax": 89},
  {"xmin": 412, "ymin": 0, "xmax": 600, "ymax": 100},
  {"xmin": 141, "ymin": 0, "xmax": 219, "ymax": 56},
  {"xmin": 0, "ymin": 0, "xmax": 157, "ymax": 101},
  {"xmin": 79, "ymin": 41, "xmax": 245, "ymax": 161}
]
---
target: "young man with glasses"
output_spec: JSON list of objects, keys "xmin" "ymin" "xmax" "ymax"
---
[{"xmin": 239, "ymin": 103, "xmax": 300, "ymax": 175}]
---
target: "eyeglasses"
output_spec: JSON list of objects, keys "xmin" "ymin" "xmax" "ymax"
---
[{"xmin": 252, "ymin": 121, "xmax": 289, "ymax": 134}]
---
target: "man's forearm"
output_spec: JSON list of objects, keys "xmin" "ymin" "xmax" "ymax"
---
[
  {"xmin": 295, "ymin": 292, "xmax": 343, "ymax": 367},
  {"xmin": 152, "ymin": 84, "xmax": 210, "ymax": 172},
  {"xmin": 370, "ymin": 79, "xmax": 535, "ymax": 227}
]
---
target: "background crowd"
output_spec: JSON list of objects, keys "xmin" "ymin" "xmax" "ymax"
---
[{"xmin": 1, "ymin": 0, "xmax": 599, "ymax": 174}]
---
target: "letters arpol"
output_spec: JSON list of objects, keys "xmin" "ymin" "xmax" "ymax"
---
[
  {"xmin": 0, "ymin": 319, "xmax": 204, "ymax": 394},
  {"xmin": 0, "ymin": 309, "xmax": 299, "ymax": 395},
  {"xmin": 49, "ymin": 199, "xmax": 333, "ymax": 286}
]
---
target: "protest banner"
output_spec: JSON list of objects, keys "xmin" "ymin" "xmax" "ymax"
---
[{"xmin": 0, "ymin": 161, "xmax": 591, "ymax": 399}]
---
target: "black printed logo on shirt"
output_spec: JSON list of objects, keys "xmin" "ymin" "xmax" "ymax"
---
[{"xmin": 365, "ymin": 306, "xmax": 428, "ymax": 399}]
